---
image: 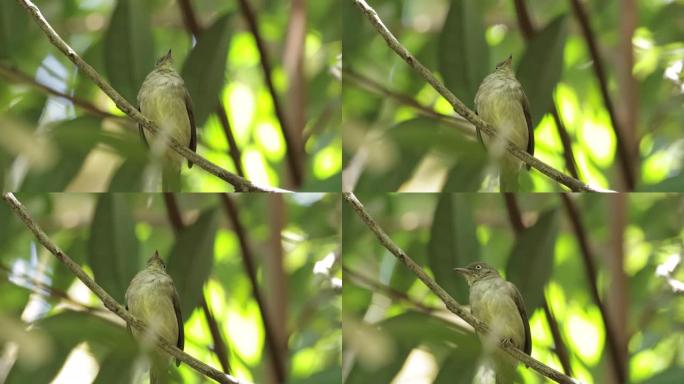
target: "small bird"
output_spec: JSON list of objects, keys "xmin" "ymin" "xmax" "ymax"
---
[
  {"xmin": 454, "ymin": 262, "xmax": 531, "ymax": 383},
  {"xmin": 474, "ymin": 55, "xmax": 534, "ymax": 192},
  {"xmin": 137, "ymin": 49, "xmax": 197, "ymax": 191},
  {"xmin": 125, "ymin": 250, "xmax": 184, "ymax": 384}
]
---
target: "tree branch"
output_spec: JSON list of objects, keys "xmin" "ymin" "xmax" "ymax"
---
[
  {"xmin": 2, "ymin": 192, "xmax": 245, "ymax": 384},
  {"xmin": 0, "ymin": 63, "xmax": 121, "ymax": 120},
  {"xmin": 512, "ymin": 0, "xmax": 580, "ymax": 180},
  {"xmin": 175, "ymin": 0, "xmax": 246, "ymax": 178},
  {"xmin": 219, "ymin": 194, "xmax": 287, "ymax": 383},
  {"xmin": 237, "ymin": 0, "xmax": 304, "ymax": 187},
  {"xmin": 502, "ymin": 193, "xmax": 574, "ymax": 376},
  {"xmin": 343, "ymin": 266, "xmax": 443, "ymax": 314},
  {"xmin": 352, "ymin": 0, "xmax": 608, "ymax": 192},
  {"xmin": 339, "ymin": 66, "xmax": 476, "ymax": 137},
  {"xmin": 342, "ymin": 192, "xmax": 578, "ymax": 384},
  {"xmin": 560, "ymin": 194, "xmax": 625, "ymax": 382},
  {"xmin": 568, "ymin": 0, "xmax": 635, "ymax": 190},
  {"xmin": 162, "ymin": 193, "xmax": 232, "ymax": 374},
  {"xmin": 16, "ymin": 0, "xmax": 285, "ymax": 192}
]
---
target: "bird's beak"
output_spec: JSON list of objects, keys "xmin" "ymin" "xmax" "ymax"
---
[
  {"xmin": 453, "ymin": 267, "xmax": 469, "ymax": 275},
  {"xmin": 165, "ymin": 49, "xmax": 172, "ymax": 60}
]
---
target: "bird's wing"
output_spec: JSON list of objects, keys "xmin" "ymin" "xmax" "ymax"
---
[
  {"xmin": 185, "ymin": 90, "xmax": 197, "ymax": 169},
  {"xmin": 521, "ymin": 90, "xmax": 534, "ymax": 167},
  {"xmin": 172, "ymin": 289, "xmax": 184, "ymax": 366},
  {"xmin": 507, "ymin": 281, "xmax": 532, "ymax": 356},
  {"xmin": 137, "ymin": 106, "xmax": 149, "ymax": 147}
]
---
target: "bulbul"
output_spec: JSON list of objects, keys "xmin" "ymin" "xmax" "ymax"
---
[
  {"xmin": 474, "ymin": 55, "xmax": 534, "ymax": 192},
  {"xmin": 137, "ymin": 49, "xmax": 197, "ymax": 192},
  {"xmin": 125, "ymin": 250, "xmax": 184, "ymax": 384},
  {"xmin": 454, "ymin": 262, "xmax": 531, "ymax": 383}
]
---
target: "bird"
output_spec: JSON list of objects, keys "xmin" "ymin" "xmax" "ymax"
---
[
  {"xmin": 474, "ymin": 55, "xmax": 534, "ymax": 192},
  {"xmin": 125, "ymin": 250, "xmax": 184, "ymax": 384},
  {"xmin": 454, "ymin": 262, "xmax": 531, "ymax": 383},
  {"xmin": 137, "ymin": 49, "xmax": 197, "ymax": 191}
]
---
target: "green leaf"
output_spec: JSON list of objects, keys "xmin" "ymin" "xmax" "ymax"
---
[
  {"xmin": 346, "ymin": 312, "xmax": 479, "ymax": 383},
  {"xmin": 7, "ymin": 311, "xmax": 136, "ymax": 384},
  {"xmin": 505, "ymin": 208, "xmax": 559, "ymax": 314},
  {"xmin": 104, "ymin": 0, "xmax": 155, "ymax": 105},
  {"xmin": 166, "ymin": 209, "xmax": 218, "ymax": 321},
  {"xmin": 181, "ymin": 13, "xmax": 232, "ymax": 126},
  {"xmin": 88, "ymin": 194, "xmax": 140, "ymax": 303},
  {"xmin": 428, "ymin": 194, "xmax": 480, "ymax": 303},
  {"xmin": 20, "ymin": 117, "xmax": 103, "ymax": 192},
  {"xmin": 516, "ymin": 14, "xmax": 568, "ymax": 128},
  {"xmin": 441, "ymin": 152, "xmax": 487, "ymax": 192},
  {"xmin": 0, "ymin": 0, "xmax": 31, "ymax": 61},
  {"xmin": 107, "ymin": 159, "xmax": 145, "ymax": 192},
  {"xmin": 438, "ymin": 0, "xmax": 489, "ymax": 109}
]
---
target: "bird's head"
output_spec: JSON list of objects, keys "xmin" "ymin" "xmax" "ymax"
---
[
  {"xmin": 146, "ymin": 250, "xmax": 167, "ymax": 271},
  {"xmin": 155, "ymin": 49, "xmax": 175, "ymax": 69},
  {"xmin": 453, "ymin": 262, "xmax": 500, "ymax": 286},
  {"xmin": 494, "ymin": 54, "xmax": 514, "ymax": 74}
]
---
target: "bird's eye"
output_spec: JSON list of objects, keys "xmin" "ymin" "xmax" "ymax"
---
[{"xmin": 475, "ymin": 265, "xmax": 482, "ymax": 270}]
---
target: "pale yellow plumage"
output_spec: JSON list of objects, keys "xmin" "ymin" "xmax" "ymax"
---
[{"xmin": 474, "ymin": 55, "xmax": 534, "ymax": 192}]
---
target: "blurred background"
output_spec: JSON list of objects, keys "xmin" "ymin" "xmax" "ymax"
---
[
  {"xmin": 0, "ymin": 0, "xmax": 341, "ymax": 191},
  {"xmin": 342, "ymin": 0, "xmax": 684, "ymax": 192},
  {"xmin": 342, "ymin": 192, "xmax": 683, "ymax": 383},
  {"xmin": 0, "ymin": 193, "xmax": 341, "ymax": 383}
]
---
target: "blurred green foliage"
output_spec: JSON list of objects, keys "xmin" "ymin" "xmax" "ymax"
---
[
  {"xmin": 343, "ymin": 0, "xmax": 684, "ymax": 192},
  {"xmin": 0, "ymin": 193, "xmax": 341, "ymax": 383},
  {"xmin": 0, "ymin": 0, "xmax": 341, "ymax": 191},
  {"xmin": 342, "ymin": 193, "xmax": 684, "ymax": 383}
]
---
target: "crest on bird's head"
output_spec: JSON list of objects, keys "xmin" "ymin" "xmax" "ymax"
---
[
  {"xmin": 495, "ymin": 54, "xmax": 513, "ymax": 71},
  {"xmin": 155, "ymin": 49, "xmax": 174, "ymax": 68},
  {"xmin": 146, "ymin": 250, "xmax": 167, "ymax": 270}
]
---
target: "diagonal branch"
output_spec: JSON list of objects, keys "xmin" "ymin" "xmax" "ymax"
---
[
  {"xmin": 219, "ymin": 193, "xmax": 287, "ymax": 383},
  {"xmin": 560, "ymin": 194, "xmax": 626, "ymax": 382},
  {"xmin": 0, "ymin": 63, "xmax": 121, "ymax": 120},
  {"xmin": 352, "ymin": 0, "xmax": 609, "ymax": 192},
  {"xmin": 237, "ymin": 0, "xmax": 304, "ymax": 187},
  {"xmin": 16, "ymin": 0, "xmax": 286, "ymax": 192},
  {"xmin": 342, "ymin": 192, "xmax": 577, "ymax": 384},
  {"xmin": 176, "ymin": 0, "xmax": 245, "ymax": 178},
  {"xmin": 568, "ymin": 0, "xmax": 635, "ymax": 190},
  {"xmin": 339, "ymin": 67, "xmax": 476, "ymax": 137},
  {"xmin": 2, "ymin": 192, "xmax": 245, "ymax": 384},
  {"xmin": 162, "ymin": 193, "xmax": 232, "ymax": 374}
]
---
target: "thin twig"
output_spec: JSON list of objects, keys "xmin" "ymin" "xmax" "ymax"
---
[
  {"xmin": 352, "ymin": 0, "xmax": 608, "ymax": 192},
  {"xmin": 0, "ymin": 63, "xmax": 120, "ymax": 119},
  {"xmin": 175, "ymin": 1, "xmax": 246, "ymax": 178},
  {"xmin": 237, "ymin": 0, "xmax": 303, "ymax": 187},
  {"xmin": 162, "ymin": 193, "xmax": 232, "ymax": 374},
  {"xmin": 560, "ymin": 194, "xmax": 625, "ymax": 382},
  {"xmin": 340, "ymin": 67, "xmax": 476, "ymax": 137},
  {"xmin": 342, "ymin": 192, "xmax": 578, "ymax": 384},
  {"xmin": 16, "ymin": 0, "xmax": 285, "ymax": 192},
  {"xmin": 344, "ymin": 266, "xmax": 442, "ymax": 314},
  {"xmin": 2, "ymin": 193, "xmax": 244, "ymax": 384},
  {"xmin": 502, "ymin": 193, "xmax": 574, "ymax": 376},
  {"xmin": 568, "ymin": 0, "xmax": 635, "ymax": 190},
  {"xmin": 512, "ymin": 0, "xmax": 580, "ymax": 179},
  {"xmin": 219, "ymin": 194, "xmax": 287, "ymax": 383}
]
